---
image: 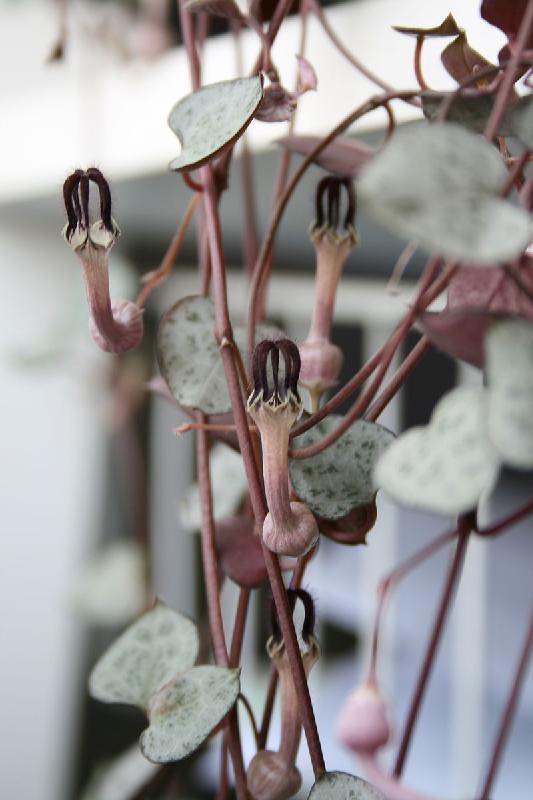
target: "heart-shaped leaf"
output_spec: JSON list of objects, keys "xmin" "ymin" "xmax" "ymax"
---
[
  {"xmin": 393, "ymin": 14, "xmax": 462, "ymax": 38},
  {"xmin": 319, "ymin": 499, "xmax": 377, "ymax": 546},
  {"xmin": 357, "ymin": 122, "xmax": 532, "ymax": 264},
  {"xmin": 481, "ymin": 0, "xmax": 533, "ymax": 49},
  {"xmin": 157, "ymin": 295, "xmax": 282, "ymax": 415},
  {"xmin": 289, "ymin": 416, "xmax": 395, "ymax": 520},
  {"xmin": 441, "ymin": 34, "xmax": 494, "ymax": 84},
  {"xmin": 179, "ymin": 443, "xmax": 248, "ymax": 531},
  {"xmin": 73, "ymin": 540, "xmax": 147, "ymax": 627},
  {"xmin": 307, "ymin": 771, "xmax": 384, "ymax": 800},
  {"xmin": 374, "ymin": 387, "xmax": 499, "ymax": 514},
  {"xmin": 89, "ymin": 604, "xmax": 199, "ymax": 709},
  {"xmin": 168, "ymin": 77, "xmax": 263, "ymax": 172},
  {"xmin": 216, "ymin": 517, "xmax": 268, "ymax": 587},
  {"xmin": 277, "ymin": 135, "xmax": 374, "ymax": 177},
  {"xmin": 486, "ymin": 319, "xmax": 533, "ymax": 468},
  {"xmin": 141, "ymin": 666, "xmax": 240, "ymax": 763},
  {"xmin": 418, "ymin": 260, "xmax": 533, "ymax": 367},
  {"xmin": 503, "ymin": 94, "xmax": 533, "ymax": 149},
  {"xmin": 421, "ymin": 92, "xmax": 503, "ymax": 134}
]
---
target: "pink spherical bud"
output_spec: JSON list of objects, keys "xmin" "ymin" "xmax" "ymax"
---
[
  {"xmin": 299, "ymin": 338, "xmax": 344, "ymax": 395},
  {"xmin": 336, "ymin": 683, "xmax": 391, "ymax": 754}
]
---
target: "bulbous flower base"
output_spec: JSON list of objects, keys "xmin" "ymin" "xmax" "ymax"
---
[
  {"xmin": 247, "ymin": 750, "xmax": 302, "ymax": 800},
  {"xmin": 89, "ymin": 299, "xmax": 144, "ymax": 354},
  {"xmin": 262, "ymin": 502, "xmax": 319, "ymax": 557}
]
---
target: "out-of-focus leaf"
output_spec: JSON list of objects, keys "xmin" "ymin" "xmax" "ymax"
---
[
  {"xmin": 421, "ymin": 91, "xmax": 504, "ymax": 133},
  {"xmin": 357, "ymin": 122, "xmax": 532, "ymax": 264},
  {"xmin": 157, "ymin": 295, "xmax": 282, "ymax": 415},
  {"xmin": 418, "ymin": 260, "xmax": 533, "ymax": 367},
  {"xmin": 277, "ymin": 134, "xmax": 374, "ymax": 177},
  {"xmin": 289, "ymin": 416, "xmax": 395, "ymax": 520},
  {"xmin": 481, "ymin": 0, "xmax": 533, "ymax": 49},
  {"xmin": 441, "ymin": 33, "xmax": 494, "ymax": 84},
  {"xmin": 168, "ymin": 77, "xmax": 263, "ymax": 171},
  {"xmin": 296, "ymin": 55, "xmax": 318, "ymax": 94},
  {"xmin": 307, "ymin": 771, "xmax": 384, "ymax": 800},
  {"xmin": 486, "ymin": 319, "xmax": 533, "ymax": 468},
  {"xmin": 374, "ymin": 387, "xmax": 499, "ymax": 514},
  {"xmin": 216, "ymin": 517, "xmax": 269, "ymax": 587},
  {"xmin": 89, "ymin": 604, "xmax": 199, "ymax": 709},
  {"xmin": 185, "ymin": 0, "xmax": 245, "ymax": 21},
  {"xmin": 73, "ymin": 540, "xmax": 147, "ymax": 627},
  {"xmin": 393, "ymin": 14, "xmax": 462, "ymax": 37},
  {"xmin": 179, "ymin": 443, "xmax": 248, "ymax": 530},
  {"xmin": 504, "ymin": 94, "xmax": 533, "ymax": 148},
  {"xmin": 141, "ymin": 666, "xmax": 240, "ymax": 763}
]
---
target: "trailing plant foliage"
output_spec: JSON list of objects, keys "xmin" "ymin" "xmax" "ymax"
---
[{"xmin": 58, "ymin": 1, "xmax": 533, "ymax": 798}]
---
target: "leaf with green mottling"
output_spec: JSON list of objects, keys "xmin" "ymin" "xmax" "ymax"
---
[
  {"xmin": 156, "ymin": 295, "xmax": 282, "ymax": 415},
  {"xmin": 307, "ymin": 771, "xmax": 384, "ymax": 800},
  {"xmin": 168, "ymin": 77, "xmax": 263, "ymax": 172},
  {"xmin": 289, "ymin": 416, "xmax": 395, "ymax": 520},
  {"xmin": 486, "ymin": 319, "xmax": 533, "ymax": 469},
  {"xmin": 374, "ymin": 387, "xmax": 499, "ymax": 514},
  {"xmin": 357, "ymin": 122, "xmax": 532, "ymax": 264},
  {"xmin": 141, "ymin": 666, "xmax": 240, "ymax": 763},
  {"xmin": 503, "ymin": 94, "xmax": 533, "ymax": 149},
  {"xmin": 89, "ymin": 604, "xmax": 199, "ymax": 709},
  {"xmin": 421, "ymin": 91, "xmax": 503, "ymax": 134}
]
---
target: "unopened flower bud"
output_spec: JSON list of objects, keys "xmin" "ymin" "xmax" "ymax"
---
[{"xmin": 336, "ymin": 682, "xmax": 391, "ymax": 754}]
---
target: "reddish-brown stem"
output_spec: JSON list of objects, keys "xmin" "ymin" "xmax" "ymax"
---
[
  {"xmin": 307, "ymin": 0, "xmax": 400, "ymax": 97},
  {"xmin": 290, "ymin": 257, "xmax": 442, "ymax": 459},
  {"xmin": 177, "ymin": 0, "xmax": 201, "ymax": 89},
  {"xmin": 255, "ymin": 0, "xmax": 310, "ymax": 318},
  {"xmin": 476, "ymin": 498, "xmax": 533, "ymax": 538},
  {"xmin": 478, "ymin": 609, "xmax": 533, "ymax": 799},
  {"xmin": 247, "ymin": 89, "xmax": 420, "ymax": 358},
  {"xmin": 258, "ymin": 554, "xmax": 310, "ymax": 748},
  {"xmin": 501, "ymin": 149, "xmax": 531, "ymax": 196},
  {"xmin": 484, "ymin": 0, "xmax": 533, "ymax": 141},
  {"xmin": 201, "ymin": 164, "xmax": 326, "ymax": 778},
  {"xmin": 174, "ymin": 422, "xmax": 257, "ymax": 436},
  {"xmin": 392, "ymin": 516, "xmax": 472, "ymax": 778},
  {"xmin": 136, "ymin": 192, "xmax": 200, "ymax": 308},
  {"xmin": 182, "ymin": 172, "xmax": 204, "ymax": 193},
  {"xmin": 413, "ymin": 36, "xmax": 428, "ymax": 91},
  {"xmin": 365, "ymin": 337, "xmax": 431, "ymax": 422},
  {"xmin": 367, "ymin": 528, "xmax": 457, "ymax": 686},
  {"xmin": 387, "ymin": 241, "xmax": 418, "ymax": 294}
]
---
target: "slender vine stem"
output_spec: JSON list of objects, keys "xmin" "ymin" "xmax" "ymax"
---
[
  {"xmin": 475, "ymin": 499, "xmax": 533, "ymax": 538},
  {"xmin": 365, "ymin": 337, "xmax": 430, "ymax": 423},
  {"xmin": 367, "ymin": 529, "xmax": 457, "ymax": 686},
  {"xmin": 246, "ymin": 88, "xmax": 420, "ymax": 359},
  {"xmin": 392, "ymin": 516, "xmax": 472, "ymax": 778},
  {"xmin": 484, "ymin": 0, "xmax": 533, "ymax": 142},
  {"xmin": 478, "ymin": 609, "xmax": 533, "ymax": 799},
  {"xmin": 201, "ymin": 163, "xmax": 326, "ymax": 778},
  {"xmin": 413, "ymin": 36, "xmax": 428, "ymax": 91}
]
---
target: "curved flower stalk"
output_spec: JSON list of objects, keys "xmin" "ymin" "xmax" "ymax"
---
[
  {"xmin": 247, "ymin": 339, "xmax": 319, "ymax": 556},
  {"xmin": 247, "ymin": 590, "xmax": 321, "ymax": 800},
  {"xmin": 62, "ymin": 168, "xmax": 143, "ymax": 354},
  {"xmin": 299, "ymin": 176, "xmax": 359, "ymax": 410}
]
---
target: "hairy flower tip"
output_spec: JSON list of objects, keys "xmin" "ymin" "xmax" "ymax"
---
[
  {"xmin": 248, "ymin": 338, "xmax": 302, "ymax": 411},
  {"xmin": 63, "ymin": 167, "xmax": 117, "ymax": 244},
  {"xmin": 247, "ymin": 751, "xmax": 302, "ymax": 800},
  {"xmin": 89, "ymin": 299, "xmax": 144, "ymax": 354},
  {"xmin": 336, "ymin": 683, "xmax": 392, "ymax": 754},
  {"xmin": 313, "ymin": 175, "xmax": 358, "ymax": 236},
  {"xmin": 269, "ymin": 588, "xmax": 317, "ymax": 647}
]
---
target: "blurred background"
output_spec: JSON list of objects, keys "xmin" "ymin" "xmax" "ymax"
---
[{"xmin": 1, "ymin": 1, "xmax": 531, "ymax": 799}]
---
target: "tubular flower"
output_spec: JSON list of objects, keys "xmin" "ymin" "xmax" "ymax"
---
[
  {"xmin": 299, "ymin": 176, "xmax": 359, "ymax": 410},
  {"xmin": 247, "ymin": 339, "xmax": 319, "ymax": 557},
  {"xmin": 247, "ymin": 591, "xmax": 321, "ymax": 800},
  {"xmin": 62, "ymin": 168, "xmax": 143, "ymax": 354}
]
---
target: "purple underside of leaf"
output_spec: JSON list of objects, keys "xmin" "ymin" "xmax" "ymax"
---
[
  {"xmin": 448, "ymin": 262, "xmax": 533, "ymax": 316},
  {"xmin": 185, "ymin": 0, "xmax": 245, "ymax": 22},
  {"xmin": 392, "ymin": 13, "xmax": 462, "ymax": 37},
  {"xmin": 215, "ymin": 517, "xmax": 291, "ymax": 587},
  {"xmin": 481, "ymin": 0, "xmax": 533, "ymax": 48},
  {"xmin": 277, "ymin": 135, "xmax": 375, "ymax": 177},
  {"xmin": 441, "ymin": 33, "xmax": 494, "ymax": 84},
  {"xmin": 418, "ymin": 309, "xmax": 505, "ymax": 368},
  {"xmin": 318, "ymin": 499, "xmax": 377, "ymax": 546}
]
